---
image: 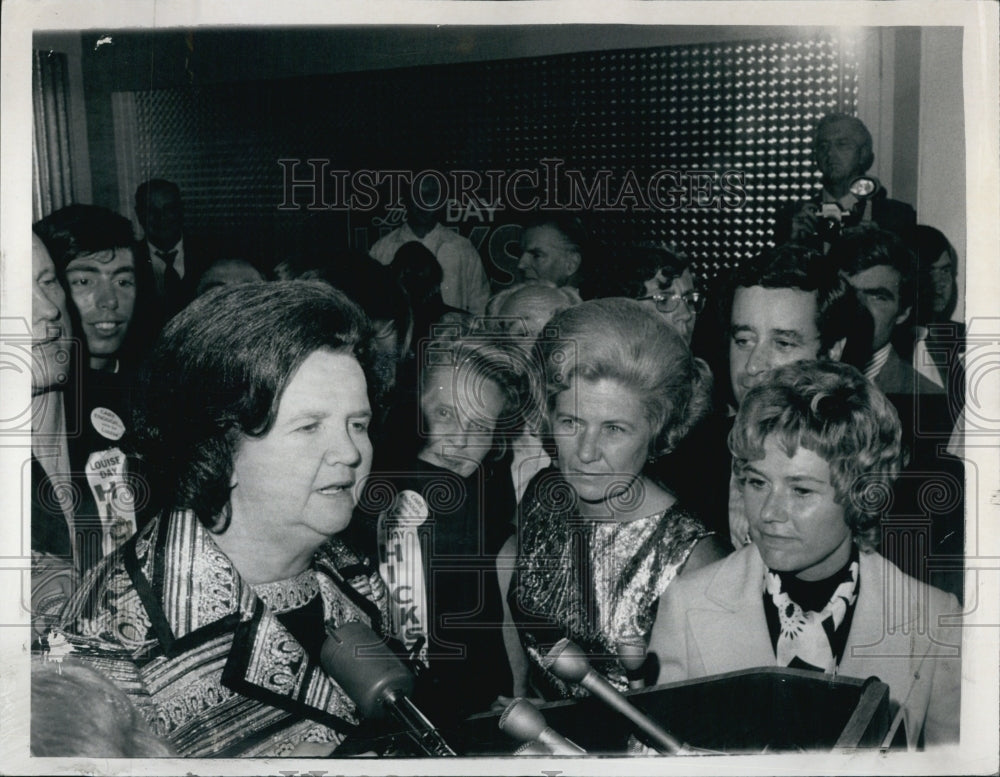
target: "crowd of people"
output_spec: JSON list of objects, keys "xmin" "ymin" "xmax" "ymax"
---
[{"xmin": 28, "ymin": 113, "xmax": 964, "ymax": 757}]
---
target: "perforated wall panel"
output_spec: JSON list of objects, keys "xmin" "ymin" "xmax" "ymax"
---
[{"xmin": 129, "ymin": 33, "xmax": 857, "ymax": 282}]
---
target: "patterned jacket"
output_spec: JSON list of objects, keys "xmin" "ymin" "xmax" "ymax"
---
[{"xmin": 52, "ymin": 510, "xmax": 389, "ymax": 757}]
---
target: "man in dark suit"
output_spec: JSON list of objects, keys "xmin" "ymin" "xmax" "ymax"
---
[
  {"xmin": 652, "ymin": 244, "xmax": 861, "ymax": 550},
  {"xmin": 133, "ymin": 179, "xmax": 206, "ymax": 321},
  {"xmin": 831, "ymin": 226, "xmax": 943, "ymax": 398},
  {"xmin": 774, "ymin": 114, "xmax": 916, "ymax": 251},
  {"xmin": 831, "ymin": 226, "xmax": 963, "ymax": 600}
]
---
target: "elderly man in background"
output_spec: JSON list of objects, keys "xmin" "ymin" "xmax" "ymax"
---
[{"xmin": 517, "ymin": 211, "xmax": 590, "ymax": 297}]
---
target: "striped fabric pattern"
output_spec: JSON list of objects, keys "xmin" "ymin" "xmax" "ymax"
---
[{"xmin": 52, "ymin": 510, "xmax": 389, "ymax": 756}]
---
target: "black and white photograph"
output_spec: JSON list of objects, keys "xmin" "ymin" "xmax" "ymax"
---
[{"xmin": 1, "ymin": 1, "xmax": 997, "ymax": 774}]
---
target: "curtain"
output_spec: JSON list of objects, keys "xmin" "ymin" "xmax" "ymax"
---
[
  {"xmin": 32, "ymin": 50, "xmax": 75, "ymax": 222},
  {"xmin": 111, "ymin": 92, "xmax": 141, "ymax": 230}
]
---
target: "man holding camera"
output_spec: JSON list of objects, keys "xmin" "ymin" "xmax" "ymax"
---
[{"xmin": 775, "ymin": 114, "xmax": 916, "ymax": 252}]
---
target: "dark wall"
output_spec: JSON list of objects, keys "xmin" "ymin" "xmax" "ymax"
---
[
  {"xmin": 58, "ymin": 25, "xmax": 857, "ymax": 283},
  {"xmin": 73, "ymin": 26, "xmax": 824, "ymax": 89},
  {"xmin": 82, "ymin": 29, "xmax": 856, "ymax": 285}
]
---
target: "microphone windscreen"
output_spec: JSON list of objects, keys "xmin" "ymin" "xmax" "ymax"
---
[
  {"xmin": 542, "ymin": 638, "xmax": 591, "ymax": 683},
  {"xmin": 616, "ymin": 640, "xmax": 647, "ymax": 673},
  {"xmin": 498, "ymin": 698, "xmax": 547, "ymax": 741},
  {"xmin": 321, "ymin": 622, "xmax": 415, "ymax": 719}
]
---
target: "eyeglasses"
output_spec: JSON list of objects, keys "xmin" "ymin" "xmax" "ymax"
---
[{"xmin": 636, "ymin": 290, "xmax": 706, "ymax": 315}]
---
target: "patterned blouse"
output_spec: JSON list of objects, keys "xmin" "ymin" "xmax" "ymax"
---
[
  {"xmin": 510, "ymin": 468, "xmax": 711, "ymax": 698},
  {"xmin": 48, "ymin": 510, "xmax": 388, "ymax": 757}
]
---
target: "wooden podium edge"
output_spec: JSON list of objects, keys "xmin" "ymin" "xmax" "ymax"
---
[{"xmin": 834, "ymin": 675, "xmax": 892, "ymax": 749}]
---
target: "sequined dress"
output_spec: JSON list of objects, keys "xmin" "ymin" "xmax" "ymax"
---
[{"xmin": 510, "ymin": 468, "xmax": 711, "ymax": 698}]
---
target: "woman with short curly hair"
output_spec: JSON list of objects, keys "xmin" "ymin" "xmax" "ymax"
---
[
  {"xmin": 649, "ymin": 360, "xmax": 961, "ymax": 748},
  {"xmin": 727, "ymin": 360, "xmax": 904, "ymax": 553}
]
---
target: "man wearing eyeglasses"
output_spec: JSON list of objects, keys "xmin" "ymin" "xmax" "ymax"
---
[
  {"xmin": 588, "ymin": 243, "xmax": 705, "ymax": 345},
  {"xmin": 635, "ymin": 263, "xmax": 704, "ymax": 346}
]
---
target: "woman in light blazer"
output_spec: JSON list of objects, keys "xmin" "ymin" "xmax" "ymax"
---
[{"xmin": 648, "ymin": 360, "xmax": 961, "ymax": 748}]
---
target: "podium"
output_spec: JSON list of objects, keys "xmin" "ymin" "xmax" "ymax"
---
[{"xmin": 452, "ymin": 667, "xmax": 890, "ymax": 755}]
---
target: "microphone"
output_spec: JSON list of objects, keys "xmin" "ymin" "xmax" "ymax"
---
[
  {"xmin": 543, "ymin": 638, "xmax": 686, "ymax": 755},
  {"xmin": 321, "ymin": 622, "xmax": 456, "ymax": 756},
  {"xmin": 498, "ymin": 698, "xmax": 586, "ymax": 755},
  {"xmin": 513, "ymin": 740, "xmax": 553, "ymax": 756},
  {"xmin": 616, "ymin": 640, "xmax": 648, "ymax": 690}
]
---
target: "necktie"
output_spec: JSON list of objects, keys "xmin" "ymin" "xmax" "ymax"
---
[
  {"xmin": 912, "ymin": 327, "xmax": 946, "ymax": 388},
  {"xmin": 156, "ymin": 249, "xmax": 182, "ymax": 301}
]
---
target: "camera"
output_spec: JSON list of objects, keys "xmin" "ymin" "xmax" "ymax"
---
[{"xmin": 815, "ymin": 176, "xmax": 882, "ymax": 242}]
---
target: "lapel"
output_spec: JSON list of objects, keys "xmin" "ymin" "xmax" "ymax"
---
[
  {"xmin": 841, "ymin": 551, "xmax": 887, "ymax": 667},
  {"xmin": 875, "ymin": 349, "xmax": 905, "ymax": 395},
  {"xmin": 683, "ymin": 547, "xmax": 949, "ymax": 749},
  {"xmin": 840, "ymin": 551, "xmax": 926, "ymax": 667},
  {"xmin": 685, "ymin": 548, "xmax": 928, "ymax": 677},
  {"xmin": 687, "ymin": 546, "xmax": 775, "ymax": 673},
  {"xmin": 123, "ymin": 511, "xmax": 372, "ymax": 734},
  {"xmin": 876, "ymin": 349, "xmax": 941, "ymax": 396},
  {"xmin": 132, "ymin": 240, "xmax": 153, "ymax": 271}
]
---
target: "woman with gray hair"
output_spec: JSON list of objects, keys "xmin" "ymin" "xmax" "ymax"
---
[
  {"xmin": 32, "ymin": 658, "xmax": 176, "ymax": 757},
  {"xmin": 484, "ymin": 281, "xmax": 582, "ymax": 340},
  {"xmin": 483, "ymin": 281, "xmax": 583, "ymax": 502},
  {"xmin": 500, "ymin": 298, "xmax": 726, "ymax": 700}
]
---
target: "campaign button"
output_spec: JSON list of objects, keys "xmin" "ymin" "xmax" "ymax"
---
[{"xmin": 91, "ymin": 407, "xmax": 125, "ymax": 441}]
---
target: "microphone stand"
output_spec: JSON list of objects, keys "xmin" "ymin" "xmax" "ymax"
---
[{"xmin": 382, "ymin": 689, "xmax": 457, "ymax": 757}]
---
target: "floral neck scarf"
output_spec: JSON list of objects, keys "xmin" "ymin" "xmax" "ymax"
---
[{"xmin": 762, "ymin": 551, "xmax": 860, "ymax": 674}]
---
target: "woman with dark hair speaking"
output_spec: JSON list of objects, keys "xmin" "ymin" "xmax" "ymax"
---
[{"xmin": 45, "ymin": 282, "xmax": 389, "ymax": 757}]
